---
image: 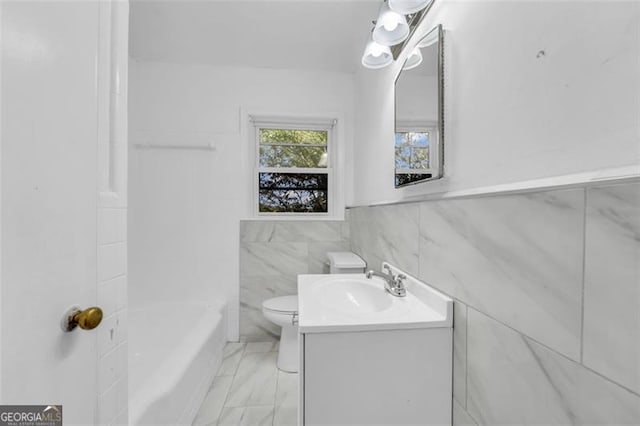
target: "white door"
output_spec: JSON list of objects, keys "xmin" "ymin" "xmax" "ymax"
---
[{"xmin": 1, "ymin": 1, "xmax": 128, "ymax": 424}]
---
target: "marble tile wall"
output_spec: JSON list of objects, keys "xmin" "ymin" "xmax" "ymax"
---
[
  {"xmin": 239, "ymin": 220, "xmax": 350, "ymax": 341},
  {"xmin": 349, "ymin": 203, "xmax": 420, "ymax": 276},
  {"xmin": 349, "ymin": 180, "xmax": 640, "ymax": 425},
  {"xmin": 583, "ymin": 184, "xmax": 640, "ymax": 394}
]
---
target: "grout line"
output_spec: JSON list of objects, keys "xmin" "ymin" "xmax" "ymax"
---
[
  {"xmin": 580, "ymin": 188, "xmax": 588, "ymax": 364},
  {"xmin": 466, "ymin": 406, "xmax": 481, "ymax": 426},
  {"xmin": 466, "ymin": 306, "xmax": 640, "ymax": 398},
  {"xmin": 464, "ymin": 303, "xmax": 469, "ymax": 410},
  {"xmin": 99, "ymin": 376, "xmax": 120, "ymax": 399},
  {"xmin": 97, "ymin": 240, "xmax": 126, "ymax": 248},
  {"xmin": 272, "ymin": 365, "xmax": 279, "ymax": 426},
  {"xmin": 99, "ymin": 339, "xmax": 126, "ymax": 360},
  {"xmin": 97, "ymin": 206, "xmax": 127, "ymax": 211},
  {"xmin": 98, "ymin": 272, "xmax": 126, "ymax": 284},
  {"xmin": 218, "ymin": 343, "xmax": 245, "ymax": 415}
]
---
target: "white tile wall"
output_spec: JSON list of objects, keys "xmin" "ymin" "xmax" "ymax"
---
[
  {"xmin": 97, "ymin": 382, "xmax": 118, "ymax": 425},
  {"xmin": 98, "ymin": 209, "xmax": 127, "ymax": 244},
  {"xmin": 96, "ymin": 213, "xmax": 128, "ymax": 426},
  {"xmin": 96, "ymin": 1, "xmax": 128, "ymax": 424},
  {"xmin": 453, "ymin": 400, "xmax": 477, "ymax": 426},
  {"xmin": 98, "ymin": 243, "xmax": 127, "ymax": 283}
]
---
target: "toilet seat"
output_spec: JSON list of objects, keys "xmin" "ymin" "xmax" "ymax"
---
[{"xmin": 262, "ymin": 295, "xmax": 298, "ymax": 314}]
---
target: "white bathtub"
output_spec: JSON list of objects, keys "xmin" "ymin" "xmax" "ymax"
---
[{"xmin": 129, "ymin": 301, "xmax": 227, "ymax": 425}]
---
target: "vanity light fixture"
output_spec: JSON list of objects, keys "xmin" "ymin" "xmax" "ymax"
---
[
  {"xmin": 361, "ymin": 0, "xmax": 435, "ymax": 69},
  {"xmin": 372, "ymin": 1, "xmax": 410, "ymax": 47},
  {"xmin": 402, "ymin": 47, "xmax": 423, "ymax": 70},
  {"xmin": 389, "ymin": 0, "xmax": 433, "ymax": 15},
  {"xmin": 362, "ymin": 33, "xmax": 393, "ymax": 69}
]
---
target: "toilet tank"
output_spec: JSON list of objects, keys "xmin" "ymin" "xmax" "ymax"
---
[{"xmin": 326, "ymin": 251, "xmax": 366, "ymax": 274}]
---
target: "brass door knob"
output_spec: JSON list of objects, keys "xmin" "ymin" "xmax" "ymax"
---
[{"xmin": 61, "ymin": 306, "xmax": 103, "ymax": 332}]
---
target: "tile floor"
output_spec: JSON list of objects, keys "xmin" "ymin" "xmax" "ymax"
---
[{"xmin": 193, "ymin": 342, "xmax": 298, "ymax": 426}]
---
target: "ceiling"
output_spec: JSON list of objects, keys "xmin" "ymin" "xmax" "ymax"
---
[{"xmin": 129, "ymin": 0, "xmax": 381, "ymax": 73}]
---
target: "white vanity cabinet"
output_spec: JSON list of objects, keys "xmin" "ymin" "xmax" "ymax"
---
[{"xmin": 297, "ymin": 263, "xmax": 454, "ymax": 426}]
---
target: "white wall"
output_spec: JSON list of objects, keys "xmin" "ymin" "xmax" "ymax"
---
[
  {"xmin": 128, "ymin": 60, "xmax": 354, "ymax": 339},
  {"xmin": 352, "ymin": 0, "xmax": 640, "ymax": 206}
]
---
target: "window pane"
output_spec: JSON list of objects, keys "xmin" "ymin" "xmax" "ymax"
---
[
  {"xmin": 408, "ymin": 132, "xmax": 429, "ymax": 147},
  {"xmin": 410, "ymin": 147, "xmax": 429, "ymax": 169},
  {"xmin": 260, "ymin": 129, "xmax": 327, "ymax": 145},
  {"xmin": 395, "ymin": 131, "xmax": 430, "ymax": 169},
  {"xmin": 258, "ymin": 172, "xmax": 328, "ymax": 213},
  {"xmin": 259, "ymin": 172, "xmax": 328, "ymax": 190},
  {"xmin": 259, "ymin": 190, "xmax": 328, "ymax": 213},
  {"xmin": 395, "ymin": 173, "xmax": 433, "ymax": 187},
  {"xmin": 395, "ymin": 146, "xmax": 411, "ymax": 168},
  {"xmin": 395, "ymin": 131, "xmax": 430, "ymax": 148},
  {"xmin": 259, "ymin": 145, "xmax": 328, "ymax": 168}
]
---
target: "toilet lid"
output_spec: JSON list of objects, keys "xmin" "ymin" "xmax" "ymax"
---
[{"xmin": 262, "ymin": 295, "xmax": 298, "ymax": 313}]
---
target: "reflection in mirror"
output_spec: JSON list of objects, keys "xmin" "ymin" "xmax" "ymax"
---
[{"xmin": 394, "ymin": 25, "xmax": 443, "ymax": 188}]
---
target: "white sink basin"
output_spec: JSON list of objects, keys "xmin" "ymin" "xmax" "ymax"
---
[
  {"xmin": 317, "ymin": 277, "xmax": 393, "ymax": 314},
  {"xmin": 298, "ymin": 263, "xmax": 453, "ymax": 333}
]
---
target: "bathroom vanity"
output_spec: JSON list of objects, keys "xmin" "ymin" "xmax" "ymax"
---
[{"xmin": 297, "ymin": 263, "xmax": 453, "ymax": 425}]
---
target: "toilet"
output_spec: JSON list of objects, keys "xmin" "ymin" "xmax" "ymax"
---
[{"xmin": 262, "ymin": 251, "xmax": 366, "ymax": 372}]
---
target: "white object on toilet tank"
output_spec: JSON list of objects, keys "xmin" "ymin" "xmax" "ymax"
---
[{"xmin": 326, "ymin": 251, "xmax": 366, "ymax": 274}]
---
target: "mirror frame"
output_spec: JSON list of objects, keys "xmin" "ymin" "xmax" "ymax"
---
[{"xmin": 393, "ymin": 24, "xmax": 444, "ymax": 188}]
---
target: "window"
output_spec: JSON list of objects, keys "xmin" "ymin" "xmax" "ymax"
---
[
  {"xmin": 254, "ymin": 121, "xmax": 334, "ymax": 215},
  {"xmin": 394, "ymin": 125, "xmax": 437, "ymax": 187}
]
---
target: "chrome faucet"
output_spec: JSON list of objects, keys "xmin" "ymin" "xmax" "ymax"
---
[{"xmin": 366, "ymin": 265, "xmax": 407, "ymax": 297}]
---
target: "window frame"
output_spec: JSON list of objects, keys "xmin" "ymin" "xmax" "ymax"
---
[{"xmin": 251, "ymin": 117, "xmax": 336, "ymax": 218}]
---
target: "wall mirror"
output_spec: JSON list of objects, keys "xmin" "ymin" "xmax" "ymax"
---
[{"xmin": 394, "ymin": 25, "xmax": 444, "ymax": 188}]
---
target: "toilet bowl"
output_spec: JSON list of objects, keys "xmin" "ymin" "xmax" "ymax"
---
[
  {"xmin": 262, "ymin": 251, "xmax": 366, "ymax": 373},
  {"xmin": 262, "ymin": 295, "xmax": 299, "ymax": 373}
]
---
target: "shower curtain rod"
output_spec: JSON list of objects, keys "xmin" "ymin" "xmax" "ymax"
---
[{"xmin": 133, "ymin": 143, "xmax": 216, "ymax": 151}]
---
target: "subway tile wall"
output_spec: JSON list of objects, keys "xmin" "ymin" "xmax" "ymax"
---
[
  {"xmin": 97, "ymin": 209, "xmax": 128, "ymax": 426},
  {"xmin": 239, "ymin": 221, "xmax": 350, "ymax": 341},
  {"xmin": 349, "ymin": 180, "xmax": 640, "ymax": 425},
  {"xmin": 96, "ymin": 1, "xmax": 128, "ymax": 424}
]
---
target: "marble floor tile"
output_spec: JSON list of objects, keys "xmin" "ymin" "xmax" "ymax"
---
[
  {"xmin": 275, "ymin": 370, "xmax": 298, "ymax": 407},
  {"xmin": 245, "ymin": 341, "xmax": 278, "ymax": 353},
  {"xmin": 217, "ymin": 406, "xmax": 274, "ymax": 426},
  {"xmin": 274, "ymin": 370, "xmax": 299, "ymax": 426},
  {"xmin": 467, "ymin": 308, "xmax": 640, "ymax": 425},
  {"xmin": 194, "ymin": 341, "xmax": 297, "ymax": 426},
  {"xmin": 192, "ymin": 375, "xmax": 234, "ymax": 426},
  {"xmin": 225, "ymin": 352, "xmax": 279, "ymax": 407},
  {"xmin": 273, "ymin": 404, "xmax": 297, "ymax": 426},
  {"xmin": 216, "ymin": 343, "xmax": 246, "ymax": 377}
]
